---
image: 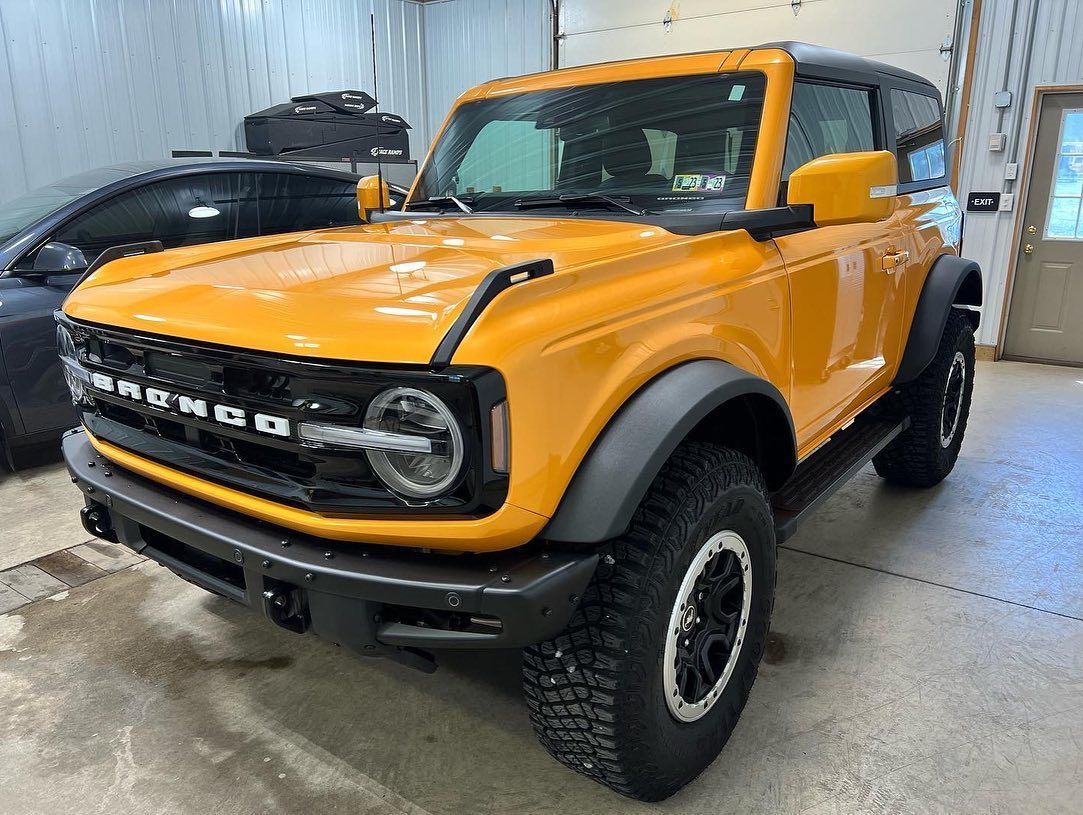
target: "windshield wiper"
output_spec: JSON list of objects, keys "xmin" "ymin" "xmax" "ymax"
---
[
  {"xmin": 405, "ymin": 195, "xmax": 475, "ymax": 214},
  {"xmin": 514, "ymin": 194, "xmax": 646, "ymax": 216}
]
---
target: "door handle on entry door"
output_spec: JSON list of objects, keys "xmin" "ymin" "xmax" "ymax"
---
[{"xmin": 881, "ymin": 250, "xmax": 909, "ymax": 272}]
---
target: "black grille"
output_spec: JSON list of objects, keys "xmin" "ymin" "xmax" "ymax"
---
[{"xmin": 63, "ymin": 317, "xmax": 508, "ymax": 517}]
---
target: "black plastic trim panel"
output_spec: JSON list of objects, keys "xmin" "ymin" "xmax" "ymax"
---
[{"xmin": 65, "ymin": 429, "xmax": 597, "ymax": 652}]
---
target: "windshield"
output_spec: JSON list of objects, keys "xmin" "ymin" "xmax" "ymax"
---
[
  {"xmin": 0, "ymin": 165, "xmax": 141, "ymax": 244},
  {"xmin": 413, "ymin": 72, "xmax": 766, "ymax": 216}
]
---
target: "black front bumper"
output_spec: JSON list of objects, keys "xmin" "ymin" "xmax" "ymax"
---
[{"xmin": 63, "ymin": 430, "xmax": 596, "ymax": 666}]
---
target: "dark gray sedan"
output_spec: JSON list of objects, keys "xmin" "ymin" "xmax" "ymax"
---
[{"xmin": 0, "ymin": 158, "xmax": 388, "ymax": 466}]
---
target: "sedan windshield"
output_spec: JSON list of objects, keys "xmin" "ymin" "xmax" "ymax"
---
[
  {"xmin": 0, "ymin": 166, "xmax": 139, "ymax": 245},
  {"xmin": 413, "ymin": 72, "xmax": 766, "ymax": 216}
]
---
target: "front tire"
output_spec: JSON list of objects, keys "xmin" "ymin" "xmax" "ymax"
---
[
  {"xmin": 873, "ymin": 310, "xmax": 975, "ymax": 487},
  {"xmin": 522, "ymin": 443, "xmax": 775, "ymax": 801}
]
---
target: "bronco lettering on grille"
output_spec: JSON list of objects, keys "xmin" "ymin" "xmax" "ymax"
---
[{"xmin": 87, "ymin": 372, "xmax": 290, "ymax": 437}]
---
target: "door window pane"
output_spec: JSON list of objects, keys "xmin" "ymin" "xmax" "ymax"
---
[
  {"xmin": 1054, "ymin": 156, "xmax": 1083, "ymax": 196},
  {"xmin": 252, "ymin": 174, "xmax": 360, "ymax": 236},
  {"xmin": 53, "ymin": 173, "xmax": 243, "ymax": 262},
  {"xmin": 891, "ymin": 90, "xmax": 946, "ymax": 184},
  {"xmin": 1044, "ymin": 108, "xmax": 1083, "ymax": 240},
  {"xmin": 1061, "ymin": 111, "xmax": 1083, "ymax": 153},
  {"xmin": 782, "ymin": 83, "xmax": 875, "ymax": 179},
  {"xmin": 1047, "ymin": 196, "xmax": 1080, "ymax": 238}
]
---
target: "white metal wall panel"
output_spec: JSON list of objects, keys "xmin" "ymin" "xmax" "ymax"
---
[
  {"xmin": 421, "ymin": 0, "xmax": 551, "ymax": 143},
  {"xmin": 0, "ymin": 0, "xmax": 427, "ymax": 204},
  {"xmin": 955, "ymin": 0, "xmax": 1083, "ymax": 347},
  {"xmin": 560, "ymin": 0, "xmax": 958, "ymax": 93}
]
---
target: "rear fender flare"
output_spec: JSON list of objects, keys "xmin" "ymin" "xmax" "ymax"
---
[
  {"xmin": 895, "ymin": 255, "xmax": 982, "ymax": 384},
  {"xmin": 543, "ymin": 360, "xmax": 796, "ymax": 543}
]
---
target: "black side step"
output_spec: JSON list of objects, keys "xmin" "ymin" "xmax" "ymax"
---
[{"xmin": 772, "ymin": 416, "xmax": 909, "ymax": 542}]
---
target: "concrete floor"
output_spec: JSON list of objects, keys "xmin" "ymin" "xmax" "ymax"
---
[{"xmin": 1, "ymin": 359, "xmax": 1081, "ymax": 814}]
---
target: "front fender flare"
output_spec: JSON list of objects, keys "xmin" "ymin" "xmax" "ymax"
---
[{"xmin": 543, "ymin": 360, "xmax": 796, "ymax": 543}]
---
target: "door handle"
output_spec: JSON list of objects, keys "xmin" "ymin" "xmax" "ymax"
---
[{"xmin": 881, "ymin": 250, "xmax": 909, "ymax": 271}]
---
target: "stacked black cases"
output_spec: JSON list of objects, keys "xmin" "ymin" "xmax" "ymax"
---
[{"xmin": 244, "ymin": 90, "xmax": 411, "ymax": 160}]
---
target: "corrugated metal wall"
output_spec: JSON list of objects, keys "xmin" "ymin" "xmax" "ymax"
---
[
  {"xmin": 421, "ymin": 0, "xmax": 551, "ymax": 143},
  {"xmin": 0, "ymin": 0, "xmax": 427, "ymax": 204},
  {"xmin": 954, "ymin": 0, "xmax": 1083, "ymax": 347}
]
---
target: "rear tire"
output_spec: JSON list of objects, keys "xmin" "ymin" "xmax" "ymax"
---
[
  {"xmin": 522, "ymin": 443, "xmax": 775, "ymax": 801},
  {"xmin": 873, "ymin": 310, "xmax": 975, "ymax": 487}
]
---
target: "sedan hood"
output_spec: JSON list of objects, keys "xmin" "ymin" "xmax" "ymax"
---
[{"xmin": 63, "ymin": 216, "xmax": 676, "ymax": 365}]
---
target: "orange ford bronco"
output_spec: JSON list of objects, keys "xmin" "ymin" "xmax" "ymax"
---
[{"xmin": 60, "ymin": 42, "xmax": 981, "ymax": 800}]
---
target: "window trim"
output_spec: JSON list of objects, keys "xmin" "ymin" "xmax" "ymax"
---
[
  {"xmin": 778, "ymin": 76, "xmax": 884, "ymax": 204},
  {"xmin": 1042, "ymin": 106, "xmax": 1083, "ymax": 242},
  {"xmin": 883, "ymin": 80, "xmax": 950, "ymax": 194}
]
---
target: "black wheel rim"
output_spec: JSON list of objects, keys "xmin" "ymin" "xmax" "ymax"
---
[
  {"xmin": 941, "ymin": 351, "xmax": 966, "ymax": 448},
  {"xmin": 664, "ymin": 531, "xmax": 751, "ymax": 722}
]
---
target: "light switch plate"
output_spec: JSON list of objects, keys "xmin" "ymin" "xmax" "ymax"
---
[
  {"xmin": 1004, "ymin": 162, "xmax": 1019, "ymax": 180},
  {"xmin": 999, "ymin": 193, "xmax": 1014, "ymax": 211}
]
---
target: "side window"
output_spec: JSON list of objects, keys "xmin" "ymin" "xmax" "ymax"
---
[
  {"xmin": 52, "ymin": 173, "xmax": 243, "ymax": 262},
  {"xmin": 891, "ymin": 90, "xmax": 946, "ymax": 185},
  {"xmin": 782, "ymin": 83, "xmax": 876, "ymax": 179},
  {"xmin": 251, "ymin": 173, "xmax": 360, "ymax": 236}
]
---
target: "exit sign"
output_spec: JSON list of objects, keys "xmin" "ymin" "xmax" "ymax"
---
[{"xmin": 966, "ymin": 192, "xmax": 1001, "ymax": 212}]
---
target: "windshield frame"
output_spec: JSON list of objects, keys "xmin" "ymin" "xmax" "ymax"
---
[{"xmin": 409, "ymin": 70, "xmax": 770, "ymax": 221}]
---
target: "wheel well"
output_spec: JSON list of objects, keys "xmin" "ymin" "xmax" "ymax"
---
[
  {"xmin": 953, "ymin": 266, "xmax": 983, "ymax": 329},
  {"xmin": 684, "ymin": 393, "xmax": 796, "ymax": 490}
]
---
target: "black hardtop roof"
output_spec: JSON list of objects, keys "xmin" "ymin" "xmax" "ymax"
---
[{"xmin": 759, "ymin": 41, "xmax": 939, "ymax": 95}]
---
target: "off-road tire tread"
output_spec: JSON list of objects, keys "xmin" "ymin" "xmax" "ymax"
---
[
  {"xmin": 522, "ymin": 443, "xmax": 773, "ymax": 800},
  {"xmin": 873, "ymin": 310, "xmax": 974, "ymax": 486}
]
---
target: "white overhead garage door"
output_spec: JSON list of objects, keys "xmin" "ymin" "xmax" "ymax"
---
[{"xmin": 559, "ymin": 0, "xmax": 961, "ymax": 93}]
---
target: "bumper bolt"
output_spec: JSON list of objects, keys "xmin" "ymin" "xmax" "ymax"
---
[
  {"xmin": 603, "ymin": 554, "xmax": 615, "ymax": 565},
  {"xmin": 304, "ymin": 573, "xmax": 314, "ymax": 582},
  {"xmin": 232, "ymin": 549, "xmax": 244, "ymax": 564},
  {"xmin": 87, "ymin": 461, "xmax": 95, "ymax": 467},
  {"xmin": 500, "ymin": 574, "xmax": 511, "ymax": 583},
  {"xmin": 280, "ymin": 539, "xmax": 291, "ymax": 548},
  {"xmin": 323, "ymin": 551, "xmax": 334, "ymax": 560},
  {"xmin": 70, "ymin": 476, "xmax": 78, "ymax": 483},
  {"xmin": 86, "ymin": 486, "xmax": 95, "ymax": 493},
  {"xmin": 446, "ymin": 592, "xmax": 462, "ymax": 608},
  {"xmin": 261, "ymin": 560, "xmax": 271, "ymax": 569}
]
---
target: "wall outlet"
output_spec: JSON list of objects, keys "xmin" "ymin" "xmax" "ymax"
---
[
  {"xmin": 1004, "ymin": 162, "xmax": 1019, "ymax": 180},
  {"xmin": 989, "ymin": 133, "xmax": 1007, "ymax": 151},
  {"xmin": 999, "ymin": 193, "xmax": 1014, "ymax": 211}
]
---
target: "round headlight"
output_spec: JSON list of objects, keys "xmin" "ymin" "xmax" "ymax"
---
[
  {"xmin": 363, "ymin": 387, "xmax": 465, "ymax": 498},
  {"xmin": 56, "ymin": 324, "xmax": 76, "ymax": 359},
  {"xmin": 63, "ymin": 364, "xmax": 87, "ymax": 404}
]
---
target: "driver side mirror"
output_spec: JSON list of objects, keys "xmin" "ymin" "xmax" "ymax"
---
[
  {"xmin": 787, "ymin": 151, "xmax": 898, "ymax": 226},
  {"xmin": 31, "ymin": 241, "xmax": 88, "ymax": 274},
  {"xmin": 356, "ymin": 175, "xmax": 390, "ymax": 220}
]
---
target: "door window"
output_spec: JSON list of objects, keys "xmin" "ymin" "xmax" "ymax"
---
[
  {"xmin": 248, "ymin": 173, "xmax": 361, "ymax": 236},
  {"xmin": 1045, "ymin": 109, "xmax": 1083, "ymax": 239},
  {"xmin": 891, "ymin": 90, "xmax": 946, "ymax": 185},
  {"xmin": 50, "ymin": 173, "xmax": 244, "ymax": 262},
  {"xmin": 782, "ymin": 83, "xmax": 876, "ymax": 179}
]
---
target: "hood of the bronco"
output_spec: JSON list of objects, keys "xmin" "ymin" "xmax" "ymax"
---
[{"xmin": 63, "ymin": 217, "xmax": 675, "ymax": 364}]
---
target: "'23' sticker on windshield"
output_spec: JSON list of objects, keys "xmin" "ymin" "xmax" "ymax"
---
[{"xmin": 672, "ymin": 173, "xmax": 727, "ymax": 193}]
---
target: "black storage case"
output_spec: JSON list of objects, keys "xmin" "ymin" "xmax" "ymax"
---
[{"xmin": 244, "ymin": 90, "xmax": 411, "ymax": 161}]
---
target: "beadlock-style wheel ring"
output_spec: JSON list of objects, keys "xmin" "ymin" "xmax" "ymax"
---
[
  {"xmin": 663, "ymin": 530, "xmax": 752, "ymax": 723},
  {"xmin": 940, "ymin": 350, "xmax": 967, "ymax": 448}
]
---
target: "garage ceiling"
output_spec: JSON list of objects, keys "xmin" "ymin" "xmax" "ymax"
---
[{"xmin": 559, "ymin": 0, "xmax": 961, "ymax": 93}]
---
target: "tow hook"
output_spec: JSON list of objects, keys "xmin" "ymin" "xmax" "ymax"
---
[
  {"xmin": 262, "ymin": 583, "xmax": 309, "ymax": 634},
  {"xmin": 80, "ymin": 504, "xmax": 118, "ymax": 542}
]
